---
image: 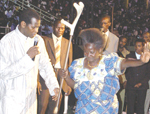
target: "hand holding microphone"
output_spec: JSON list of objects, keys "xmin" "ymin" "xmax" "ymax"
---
[{"xmin": 27, "ymin": 36, "xmax": 40, "ymax": 60}]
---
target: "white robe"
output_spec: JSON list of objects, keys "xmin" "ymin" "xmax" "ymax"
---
[{"xmin": 0, "ymin": 26, "xmax": 59, "ymax": 114}]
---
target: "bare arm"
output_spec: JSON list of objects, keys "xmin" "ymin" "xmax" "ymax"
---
[
  {"xmin": 120, "ymin": 59, "xmax": 144, "ymax": 71},
  {"xmin": 121, "ymin": 43, "xmax": 150, "ymax": 71},
  {"xmin": 59, "ymin": 69, "xmax": 75, "ymax": 89},
  {"xmin": 64, "ymin": 76, "xmax": 75, "ymax": 89}
]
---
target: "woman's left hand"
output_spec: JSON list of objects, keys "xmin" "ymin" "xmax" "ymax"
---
[
  {"xmin": 141, "ymin": 43, "xmax": 150, "ymax": 63},
  {"xmin": 65, "ymin": 86, "xmax": 72, "ymax": 96}
]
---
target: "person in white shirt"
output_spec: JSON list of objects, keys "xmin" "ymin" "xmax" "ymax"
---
[
  {"xmin": 99, "ymin": 14, "xmax": 119, "ymax": 54},
  {"xmin": 125, "ymin": 39, "xmax": 150, "ymax": 114},
  {"xmin": 0, "ymin": 8, "xmax": 59, "ymax": 114}
]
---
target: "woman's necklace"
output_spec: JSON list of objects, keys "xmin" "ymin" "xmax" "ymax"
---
[{"xmin": 87, "ymin": 58, "xmax": 101, "ymax": 68}]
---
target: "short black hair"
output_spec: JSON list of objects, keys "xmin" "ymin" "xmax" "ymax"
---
[
  {"xmin": 120, "ymin": 36, "xmax": 128, "ymax": 44},
  {"xmin": 19, "ymin": 8, "xmax": 40, "ymax": 25},
  {"xmin": 120, "ymin": 36, "xmax": 128, "ymax": 41},
  {"xmin": 143, "ymin": 32, "xmax": 150, "ymax": 37},
  {"xmin": 78, "ymin": 28, "xmax": 107, "ymax": 50},
  {"xmin": 53, "ymin": 18, "xmax": 63, "ymax": 27},
  {"xmin": 99, "ymin": 14, "xmax": 111, "ymax": 22},
  {"xmin": 119, "ymin": 36, "xmax": 128, "ymax": 47},
  {"xmin": 135, "ymin": 39, "xmax": 145, "ymax": 46}
]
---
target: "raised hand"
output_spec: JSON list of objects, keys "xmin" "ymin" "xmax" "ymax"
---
[{"xmin": 140, "ymin": 43, "xmax": 150, "ymax": 63}]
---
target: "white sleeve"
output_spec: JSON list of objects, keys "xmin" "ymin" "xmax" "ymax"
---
[
  {"xmin": 0, "ymin": 39, "xmax": 34, "ymax": 80},
  {"xmin": 38, "ymin": 38, "xmax": 59, "ymax": 96}
]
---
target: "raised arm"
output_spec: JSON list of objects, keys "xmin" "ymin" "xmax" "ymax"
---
[
  {"xmin": 121, "ymin": 43, "xmax": 150, "ymax": 71},
  {"xmin": 120, "ymin": 59, "xmax": 144, "ymax": 71}
]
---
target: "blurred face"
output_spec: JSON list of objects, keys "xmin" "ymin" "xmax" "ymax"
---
[
  {"xmin": 135, "ymin": 42, "xmax": 144, "ymax": 54},
  {"xmin": 143, "ymin": 33, "xmax": 150, "ymax": 43},
  {"xmin": 24, "ymin": 18, "xmax": 41, "ymax": 38},
  {"xmin": 119, "ymin": 38, "xmax": 127, "ymax": 48},
  {"xmin": 100, "ymin": 17, "xmax": 111, "ymax": 33},
  {"xmin": 53, "ymin": 22, "xmax": 65, "ymax": 37},
  {"xmin": 84, "ymin": 43, "xmax": 101, "ymax": 62}
]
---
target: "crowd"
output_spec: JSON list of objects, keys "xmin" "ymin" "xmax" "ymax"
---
[
  {"xmin": 1, "ymin": 0, "xmax": 150, "ymax": 46},
  {"xmin": 30, "ymin": 0, "xmax": 150, "ymax": 46}
]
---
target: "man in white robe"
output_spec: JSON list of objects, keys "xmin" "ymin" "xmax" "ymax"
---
[{"xmin": 0, "ymin": 8, "xmax": 59, "ymax": 114}]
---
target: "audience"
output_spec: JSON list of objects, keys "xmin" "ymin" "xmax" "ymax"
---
[{"xmin": 1, "ymin": 0, "xmax": 150, "ymax": 46}]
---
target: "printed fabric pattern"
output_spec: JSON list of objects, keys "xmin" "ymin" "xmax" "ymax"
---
[{"xmin": 69, "ymin": 53, "xmax": 124, "ymax": 114}]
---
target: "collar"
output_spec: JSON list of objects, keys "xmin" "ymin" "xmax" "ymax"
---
[
  {"xmin": 52, "ymin": 33, "xmax": 62, "ymax": 41},
  {"xmin": 135, "ymin": 52, "xmax": 141, "ymax": 60},
  {"xmin": 15, "ymin": 25, "xmax": 28, "ymax": 40},
  {"xmin": 105, "ymin": 29, "xmax": 109, "ymax": 37}
]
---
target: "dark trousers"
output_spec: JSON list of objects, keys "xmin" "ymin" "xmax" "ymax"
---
[
  {"xmin": 46, "ymin": 92, "xmax": 63, "ymax": 114},
  {"xmin": 37, "ymin": 89, "xmax": 49, "ymax": 114},
  {"xmin": 37, "ymin": 90, "xmax": 62, "ymax": 114},
  {"xmin": 126, "ymin": 89, "xmax": 147, "ymax": 114},
  {"xmin": 37, "ymin": 68, "xmax": 63, "ymax": 114}
]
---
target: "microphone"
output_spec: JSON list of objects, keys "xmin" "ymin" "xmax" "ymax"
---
[
  {"xmin": 34, "ymin": 36, "xmax": 38, "ymax": 46},
  {"xmin": 32, "ymin": 36, "xmax": 38, "ymax": 61}
]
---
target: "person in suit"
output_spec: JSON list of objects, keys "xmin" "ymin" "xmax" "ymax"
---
[
  {"xmin": 142, "ymin": 32, "xmax": 150, "ymax": 114},
  {"xmin": 37, "ymin": 19, "xmax": 72, "ymax": 114},
  {"xmin": 99, "ymin": 14, "xmax": 119, "ymax": 54},
  {"xmin": 117, "ymin": 36, "xmax": 130, "ymax": 114},
  {"xmin": 117, "ymin": 36, "xmax": 130, "ymax": 58},
  {"xmin": 125, "ymin": 39, "xmax": 150, "ymax": 114}
]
